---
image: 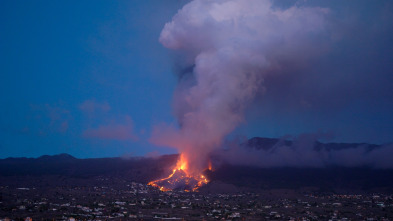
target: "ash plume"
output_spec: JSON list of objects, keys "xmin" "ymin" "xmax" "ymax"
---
[{"xmin": 151, "ymin": 0, "xmax": 330, "ymax": 174}]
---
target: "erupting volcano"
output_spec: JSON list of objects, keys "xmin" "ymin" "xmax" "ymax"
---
[
  {"xmin": 148, "ymin": 154, "xmax": 210, "ymax": 192},
  {"xmin": 149, "ymin": 0, "xmax": 329, "ymax": 192}
]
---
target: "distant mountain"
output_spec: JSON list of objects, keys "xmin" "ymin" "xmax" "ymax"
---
[
  {"xmin": 244, "ymin": 137, "xmax": 381, "ymax": 152},
  {"xmin": 37, "ymin": 153, "xmax": 76, "ymax": 161},
  {"xmin": 1, "ymin": 139, "xmax": 393, "ymax": 193},
  {"xmin": 0, "ymin": 153, "xmax": 178, "ymax": 183},
  {"xmin": 4, "ymin": 153, "xmax": 76, "ymax": 161}
]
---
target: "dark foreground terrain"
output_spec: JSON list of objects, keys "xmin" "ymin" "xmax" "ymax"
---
[
  {"xmin": 1, "ymin": 175, "xmax": 393, "ymax": 220},
  {"xmin": 1, "ymin": 137, "xmax": 393, "ymax": 220}
]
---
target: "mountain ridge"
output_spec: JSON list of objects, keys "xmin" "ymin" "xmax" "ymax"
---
[{"xmin": 1, "ymin": 138, "xmax": 392, "ymax": 193}]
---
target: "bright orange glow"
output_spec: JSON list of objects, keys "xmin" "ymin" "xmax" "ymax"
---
[
  {"xmin": 208, "ymin": 160, "xmax": 213, "ymax": 171},
  {"xmin": 148, "ymin": 154, "xmax": 210, "ymax": 192},
  {"xmin": 176, "ymin": 154, "xmax": 188, "ymax": 171}
]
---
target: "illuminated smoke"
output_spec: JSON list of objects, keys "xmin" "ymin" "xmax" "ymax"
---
[{"xmin": 151, "ymin": 0, "xmax": 330, "ymax": 175}]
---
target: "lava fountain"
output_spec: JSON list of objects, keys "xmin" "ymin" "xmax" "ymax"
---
[{"xmin": 148, "ymin": 154, "xmax": 210, "ymax": 192}]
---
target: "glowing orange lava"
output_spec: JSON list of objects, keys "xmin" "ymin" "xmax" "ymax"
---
[
  {"xmin": 148, "ymin": 154, "xmax": 210, "ymax": 192},
  {"xmin": 208, "ymin": 160, "xmax": 213, "ymax": 171}
]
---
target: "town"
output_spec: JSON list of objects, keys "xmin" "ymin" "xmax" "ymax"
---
[{"xmin": 1, "ymin": 176, "xmax": 392, "ymax": 220}]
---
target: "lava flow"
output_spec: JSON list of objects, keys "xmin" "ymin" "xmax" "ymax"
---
[{"xmin": 148, "ymin": 154, "xmax": 210, "ymax": 192}]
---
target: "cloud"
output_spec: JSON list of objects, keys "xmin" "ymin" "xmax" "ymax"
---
[
  {"xmin": 45, "ymin": 104, "xmax": 71, "ymax": 133},
  {"xmin": 82, "ymin": 116, "xmax": 138, "ymax": 141},
  {"xmin": 29, "ymin": 103, "xmax": 72, "ymax": 135},
  {"xmin": 214, "ymin": 134, "xmax": 393, "ymax": 168},
  {"xmin": 79, "ymin": 99, "xmax": 139, "ymax": 142},
  {"xmin": 79, "ymin": 99, "xmax": 111, "ymax": 115},
  {"xmin": 83, "ymin": 124, "xmax": 137, "ymax": 141}
]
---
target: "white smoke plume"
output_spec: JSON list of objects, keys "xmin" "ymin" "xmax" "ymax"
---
[{"xmin": 151, "ymin": 0, "xmax": 330, "ymax": 174}]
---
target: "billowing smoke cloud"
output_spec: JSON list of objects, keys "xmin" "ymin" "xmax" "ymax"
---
[
  {"xmin": 151, "ymin": 0, "xmax": 331, "ymax": 174},
  {"xmin": 245, "ymin": 0, "xmax": 393, "ymax": 144}
]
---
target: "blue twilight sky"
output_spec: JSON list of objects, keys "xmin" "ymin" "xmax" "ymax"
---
[{"xmin": 1, "ymin": 0, "xmax": 392, "ymax": 158}]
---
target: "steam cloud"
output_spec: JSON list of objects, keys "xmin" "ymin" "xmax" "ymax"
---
[{"xmin": 151, "ymin": 0, "xmax": 331, "ymax": 174}]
